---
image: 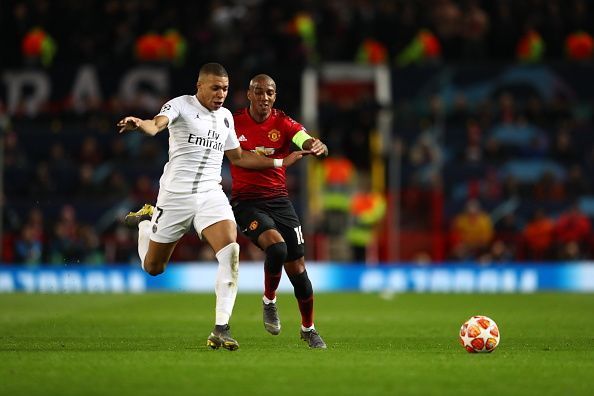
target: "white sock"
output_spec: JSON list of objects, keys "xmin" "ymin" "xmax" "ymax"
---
[
  {"xmin": 301, "ymin": 325, "xmax": 315, "ymax": 332},
  {"xmin": 214, "ymin": 242, "xmax": 240, "ymax": 325},
  {"xmin": 263, "ymin": 296, "xmax": 276, "ymax": 304},
  {"xmin": 137, "ymin": 220, "xmax": 151, "ymax": 272}
]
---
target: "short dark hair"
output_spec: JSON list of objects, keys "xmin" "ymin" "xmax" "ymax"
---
[
  {"xmin": 199, "ymin": 63, "xmax": 228, "ymax": 79},
  {"xmin": 249, "ymin": 74, "xmax": 276, "ymax": 90}
]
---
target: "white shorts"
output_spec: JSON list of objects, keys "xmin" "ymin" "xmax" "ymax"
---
[{"xmin": 149, "ymin": 189, "xmax": 236, "ymax": 243}]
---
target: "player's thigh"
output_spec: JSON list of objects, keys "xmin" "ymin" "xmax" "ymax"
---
[
  {"xmin": 193, "ymin": 190, "xmax": 237, "ymax": 253},
  {"xmin": 201, "ymin": 219, "xmax": 237, "ymax": 253},
  {"xmin": 233, "ymin": 201, "xmax": 277, "ymax": 249},
  {"xmin": 268, "ymin": 201, "xmax": 305, "ymax": 261},
  {"xmin": 257, "ymin": 228, "xmax": 286, "ymax": 250},
  {"xmin": 151, "ymin": 192, "xmax": 195, "ymax": 243}
]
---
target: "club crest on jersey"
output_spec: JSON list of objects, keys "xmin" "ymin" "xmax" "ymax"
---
[
  {"xmin": 249, "ymin": 220, "xmax": 259, "ymax": 231},
  {"xmin": 161, "ymin": 104, "xmax": 171, "ymax": 112},
  {"xmin": 224, "ymin": 118, "xmax": 229, "ymax": 128},
  {"xmin": 268, "ymin": 129, "xmax": 281, "ymax": 142}
]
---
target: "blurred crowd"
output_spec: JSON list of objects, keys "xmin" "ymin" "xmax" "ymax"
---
[
  {"xmin": 2, "ymin": 0, "xmax": 594, "ymax": 264},
  {"xmin": 394, "ymin": 85, "xmax": 594, "ymax": 263},
  {"xmin": 4, "ymin": 0, "xmax": 593, "ymax": 68}
]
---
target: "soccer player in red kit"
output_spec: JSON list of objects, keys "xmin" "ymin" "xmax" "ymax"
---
[{"xmin": 231, "ymin": 74, "xmax": 329, "ymax": 348}]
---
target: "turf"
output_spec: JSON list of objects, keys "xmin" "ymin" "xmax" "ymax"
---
[{"xmin": 1, "ymin": 293, "xmax": 593, "ymax": 396}]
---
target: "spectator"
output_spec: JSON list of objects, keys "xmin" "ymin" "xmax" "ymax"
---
[
  {"xmin": 103, "ymin": 170, "xmax": 131, "ymax": 200},
  {"xmin": 78, "ymin": 136, "xmax": 103, "ymax": 166},
  {"xmin": 75, "ymin": 164, "xmax": 100, "ymax": 198},
  {"xmin": 551, "ymin": 126, "xmax": 578, "ymax": 167},
  {"xmin": 103, "ymin": 225, "xmax": 136, "ymax": 264},
  {"xmin": 130, "ymin": 174, "xmax": 158, "ymax": 206},
  {"xmin": 450, "ymin": 199, "xmax": 494, "ymax": 259},
  {"xmin": 479, "ymin": 239, "xmax": 514, "ymax": 264},
  {"xmin": 460, "ymin": 0, "xmax": 490, "ymax": 59},
  {"xmin": 317, "ymin": 150, "xmax": 357, "ymax": 236},
  {"xmin": 48, "ymin": 142, "xmax": 72, "ymax": 172},
  {"xmin": 521, "ymin": 208, "xmax": 555, "ymax": 261},
  {"xmin": 14, "ymin": 224, "xmax": 43, "ymax": 264},
  {"xmin": 346, "ymin": 173, "xmax": 387, "ymax": 263},
  {"xmin": 79, "ymin": 225, "xmax": 105, "ymax": 265},
  {"xmin": 565, "ymin": 164, "xmax": 591, "ymax": 200},
  {"xmin": 495, "ymin": 212, "xmax": 520, "ymax": 245},
  {"xmin": 532, "ymin": 171, "xmax": 566, "ymax": 202},
  {"xmin": 49, "ymin": 222, "xmax": 83, "ymax": 264},
  {"xmin": 554, "ymin": 203, "xmax": 592, "ymax": 259},
  {"xmin": 106, "ymin": 136, "xmax": 130, "ymax": 165},
  {"xmin": 48, "ymin": 205, "xmax": 83, "ymax": 264},
  {"xmin": 29, "ymin": 162, "xmax": 57, "ymax": 198},
  {"xmin": 2, "ymin": 130, "xmax": 28, "ymax": 169},
  {"xmin": 461, "ymin": 119, "xmax": 483, "ymax": 164}
]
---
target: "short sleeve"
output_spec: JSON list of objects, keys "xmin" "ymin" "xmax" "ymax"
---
[
  {"xmin": 156, "ymin": 99, "xmax": 180, "ymax": 126},
  {"xmin": 224, "ymin": 111, "xmax": 240, "ymax": 151},
  {"xmin": 283, "ymin": 114, "xmax": 306, "ymax": 140}
]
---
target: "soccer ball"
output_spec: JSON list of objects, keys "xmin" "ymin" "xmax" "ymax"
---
[{"xmin": 459, "ymin": 315, "xmax": 500, "ymax": 353}]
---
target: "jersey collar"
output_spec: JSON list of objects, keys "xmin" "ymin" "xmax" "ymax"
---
[{"xmin": 193, "ymin": 95, "xmax": 216, "ymax": 114}]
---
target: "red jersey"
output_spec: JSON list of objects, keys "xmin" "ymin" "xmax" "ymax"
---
[{"xmin": 231, "ymin": 108, "xmax": 304, "ymax": 201}]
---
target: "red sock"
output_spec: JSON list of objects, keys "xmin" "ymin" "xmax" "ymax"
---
[
  {"xmin": 297, "ymin": 295, "xmax": 314, "ymax": 328},
  {"xmin": 264, "ymin": 271, "xmax": 282, "ymax": 300}
]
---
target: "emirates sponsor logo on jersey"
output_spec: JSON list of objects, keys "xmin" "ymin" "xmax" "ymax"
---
[
  {"xmin": 268, "ymin": 129, "xmax": 281, "ymax": 142},
  {"xmin": 187, "ymin": 133, "xmax": 224, "ymax": 152}
]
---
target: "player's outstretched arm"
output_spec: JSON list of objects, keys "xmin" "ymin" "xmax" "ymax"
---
[
  {"xmin": 116, "ymin": 115, "xmax": 169, "ymax": 136},
  {"xmin": 226, "ymin": 147, "xmax": 311, "ymax": 169}
]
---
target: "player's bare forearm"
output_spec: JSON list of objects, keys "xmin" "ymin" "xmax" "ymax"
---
[
  {"xmin": 135, "ymin": 119, "xmax": 162, "ymax": 136},
  {"xmin": 227, "ymin": 148, "xmax": 269, "ymax": 169},
  {"xmin": 227, "ymin": 148, "xmax": 311, "ymax": 169},
  {"xmin": 116, "ymin": 115, "xmax": 167, "ymax": 136}
]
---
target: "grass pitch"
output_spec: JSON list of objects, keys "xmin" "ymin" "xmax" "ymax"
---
[{"xmin": 1, "ymin": 292, "xmax": 593, "ymax": 396}]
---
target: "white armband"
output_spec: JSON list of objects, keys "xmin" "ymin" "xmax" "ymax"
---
[{"xmin": 273, "ymin": 158, "xmax": 283, "ymax": 168}]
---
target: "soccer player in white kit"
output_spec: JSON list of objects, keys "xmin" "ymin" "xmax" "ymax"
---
[{"xmin": 116, "ymin": 63, "xmax": 308, "ymax": 351}]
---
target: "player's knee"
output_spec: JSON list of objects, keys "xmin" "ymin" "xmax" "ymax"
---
[
  {"xmin": 284, "ymin": 258, "xmax": 305, "ymax": 276},
  {"xmin": 143, "ymin": 259, "xmax": 165, "ymax": 276},
  {"xmin": 288, "ymin": 270, "xmax": 313, "ymax": 300},
  {"xmin": 265, "ymin": 242, "xmax": 287, "ymax": 274}
]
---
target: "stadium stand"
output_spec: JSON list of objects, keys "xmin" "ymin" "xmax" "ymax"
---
[{"xmin": 2, "ymin": 0, "xmax": 594, "ymax": 263}]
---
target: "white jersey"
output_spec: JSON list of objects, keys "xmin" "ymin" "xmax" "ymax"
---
[{"xmin": 156, "ymin": 95, "xmax": 240, "ymax": 194}]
